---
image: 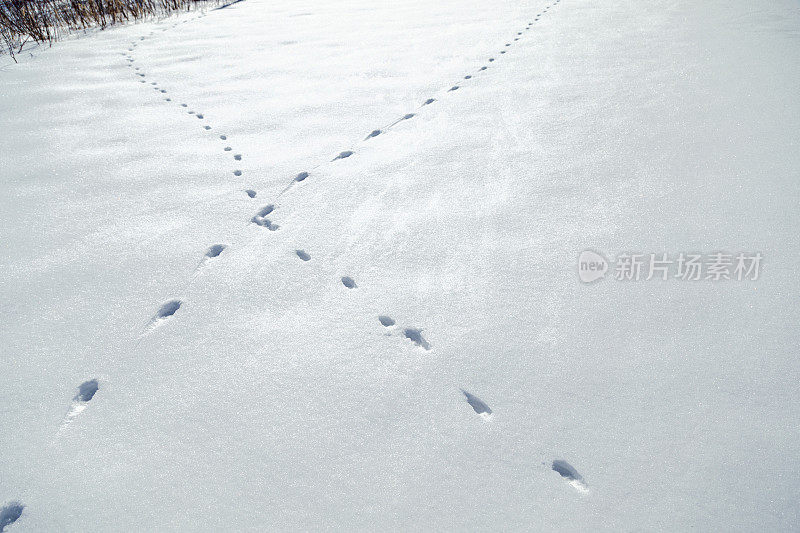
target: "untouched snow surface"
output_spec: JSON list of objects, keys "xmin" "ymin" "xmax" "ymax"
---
[{"xmin": 2, "ymin": 0, "xmax": 800, "ymax": 530}]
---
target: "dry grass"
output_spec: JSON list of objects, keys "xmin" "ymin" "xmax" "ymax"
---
[{"xmin": 0, "ymin": 0, "xmax": 221, "ymax": 60}]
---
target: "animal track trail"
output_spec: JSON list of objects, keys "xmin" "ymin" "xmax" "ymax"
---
[
  {"xmin": 461, "ymin": 389, "xmax": 492, "ymax": 418},
  {"xmin": 0, "ymin": 502, "xmax": 24, "ymax": 532},
  {"xmin": 552, "ymin": 460, "xmax": 589, "ymax": 493}
]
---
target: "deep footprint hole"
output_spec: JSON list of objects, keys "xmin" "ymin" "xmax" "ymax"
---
[
  {"xmin": 157, "ymin": 300, "xmax": 181, "ymax": 319},
  {"xmin": 461, "ymin": 389, "xmax": 492, "ymax": 415},
  {"xmin": 403, "ymin": 328, "xmax": 431, "ymax": 350},
  {"xmin": 0, "ymin": 503, "xmax": 24, "ymax": 531},
  {"xmin": 552, "ymin": 460, "xmax": 583, "ymax": 482},
  {"xmin": 205, "ymin": 244, "xmax": 227, "ymax": 258},
  {"xmin": 74, "ymin": 379, "xmax": 99, "ymax": 402}
]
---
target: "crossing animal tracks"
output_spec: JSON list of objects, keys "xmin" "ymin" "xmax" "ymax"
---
[{"xmin": 51, "ymin": 6, "xmax": 588, "ymax": 527}]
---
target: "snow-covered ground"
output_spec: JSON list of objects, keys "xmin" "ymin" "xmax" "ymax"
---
[{"xmin": 1, "ymin": 0, "xmax": 799, "ymax": 530}]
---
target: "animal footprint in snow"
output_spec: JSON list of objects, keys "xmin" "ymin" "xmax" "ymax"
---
[
  {"xmin": 365, "ymin": 130, "xmax": 381, "ymax": 140},
  {"xmin": 295, "ymin": 249, "xmax": 311, "ymax": 262},
  {"xmin": 204, "ymin": 126, "xmax": 211, "ymax": 130},
  {"xmin": 224, "ymin": 146, "xmax": 232, "ymax": 151},
  {"xmin": 378, "ymin": 316, "xmax": 396, "ymax": 327},
  {"xmin": 220, "ymin": 135, "xmax": 227, "ymax": 140},
  {"xmin": 333, "ymin": 150, "xmax": 354, "ymax": 161},
  {"xmin": 234, "ymin": 154, "xmax": 242, "ymax": 161},
  {"xmin": 245, "ymin": 189, "xmax": 257, "ymax": 198},
  {"xmin": 464, "ymin": 75, "xmax": 472, "ymax": 79},
  {"xmin": 423, "ymin": 98, "xmax": 436, "ymax": 106},
  {"xmin": 142, "ymin": 299, "xmax": 182, "ymax": 335},
  {"xmin": 461, "ymin": 389, "xmax": 492, "ymax": 418},
  {"xmin": 480, "ymin": 66, "xmax": 487, "ymax": 71},
  {"xmin": 295, "ymin": 171, "xmax": 309, "ymax": 182},
  {"xmin": 0, "ymin": 502, "xmax": 24, "ymax": 531},
  {"xmin": 251, "ymin": 205, "xmax": 278, "ymax": 230},
  {"xmin": 196, "ymin": 244, "xmax": 227, "ymax": 273},
  {"xmin": 204, "ymin": 244, "xmax": 227, "ymax": 259},
  {"xmin": 448, "ymin": 86, "xmax": 459, "ymax": 92},
  {"xmin": 62, "ymin": 379, "xmax": 100, "ymax": 427},
  {"xmin": 233, "ymin": 170, "xmax": 242, "ymax": 176},
  {"xmin": 552, "ymin": 460, "xmax": 589, "ymax": 493},
  {"xmin": 156, "ymin": 300, "xmax": 181, "ymax": 320},
  {"xmin": 341, "ymin": 276, "xmax": 357, "ymax": 289},
  {"xmin": 403, "ymin": 328, "xmax": 431, "ymax": 350}
]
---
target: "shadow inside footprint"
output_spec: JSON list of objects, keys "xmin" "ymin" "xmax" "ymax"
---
[
  {"xmin": 0, "ymin": 503, "xmax": 24, "ymax": 531},
  {"xmin": 552, "ymin": 460, "xmax": 588, "ymax": 492},
  {"xmin": 157, "ymin": 300, "xmax": 181, "ymax": 319},
  {"xmin": 251, "ymin": 205, "xmax": 278, "ymax": 230},
  {"xmin": 333, "ymin": 150, "xmax": 354, "ymax": 161},
  {"xmin": 205, "ymin": 244, "xmax": 227, "ymax": 258},
  {"xmin": 461, "ymin": 389, "xmax": 492, "ymax": 415},
  {"xmin": 403, "ymin": 328, "xmax": 431, "ymax": 350},
  {"xmin": 74, "ymin": 379, "xmax": 99, "ymax": 402}
]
